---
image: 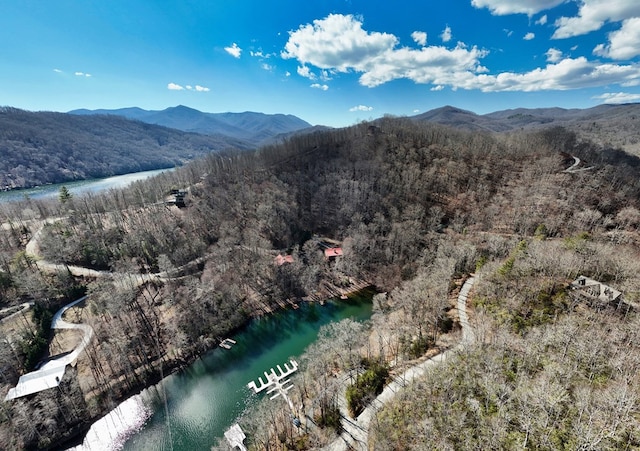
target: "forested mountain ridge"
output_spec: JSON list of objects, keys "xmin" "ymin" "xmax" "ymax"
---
[
  {"xmin": 2, "ymin": 118, "xmax": 640, "ymax": 449},
  {"xmin": 0, "ymin": 107, "xmax": 248, "ymax": 190},
  {"xmin": 70, "ymin": 105, "xmax": 313, "ymax": 147},
  {"xmin": 414, "ymin": 102, "xmax": 640, "ymax": 155}
]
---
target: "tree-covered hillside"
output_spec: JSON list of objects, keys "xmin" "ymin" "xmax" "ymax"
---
[
  {"xmin": 1, "ymin": 118, "xmax": 640, "ymax": 449},
  {"xmin": 0, "ymin": 107, "xmax": 247, "ymax": 190}
]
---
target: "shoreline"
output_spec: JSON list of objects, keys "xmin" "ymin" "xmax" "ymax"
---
[{"xmin": 52, "ymin": 286, "xmax": 374, "ymax": 451}]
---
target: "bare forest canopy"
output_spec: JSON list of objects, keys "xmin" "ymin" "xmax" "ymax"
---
[
  {"xmin": 0, "ymin": 107, "xmax": 250, "ymax": 190},
  {"xmin": 3, "ymin": 117, "xmax": 640, "ymax": 449}
]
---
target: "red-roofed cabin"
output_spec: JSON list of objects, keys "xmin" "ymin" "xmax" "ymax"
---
[
  {"xmin": 275, "ymin": 254, "xmax": 295, "ymax": 266},
  {"xmin": 324, "ymin": 247, "xmax": 343, "ymax": 259}
]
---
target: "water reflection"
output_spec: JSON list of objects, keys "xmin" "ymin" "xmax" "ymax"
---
[{"xmin": 73, "ymin": 294, "xmax": 373, "ymax": 451}]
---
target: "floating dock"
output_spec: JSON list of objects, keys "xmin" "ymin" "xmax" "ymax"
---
[{"xmin": 219, "ymin": 338, "xmax": 237, "ymax": 349}]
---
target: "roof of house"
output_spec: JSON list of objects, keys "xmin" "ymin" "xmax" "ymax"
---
[
  {"xmin": 570, "ymin": 275, "xmax": 622, "ymax": 303},
  {"xmin": 324, "ymin": 247, "xmax": 343, "ymax": 258},
  {"xmin": 275, "ymin": 254, "xmax": 294, "ymax": 266}
]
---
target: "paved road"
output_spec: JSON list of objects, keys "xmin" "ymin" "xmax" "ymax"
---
[
  {"xmin": 323, "ymin": 276, "xmax": 476, "ymax": 451},
  {"xmin": 4, "ymin": 296, "xmax": 93, "ymax": 401}
]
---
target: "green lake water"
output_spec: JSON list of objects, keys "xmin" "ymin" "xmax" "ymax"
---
[
  {"xmin": 0, "ymin": 168, "xmax": 171, "ymax": 203},
  {"xmin": 116, "ymin": 294, "xmax": 373, "ymax": 450}
]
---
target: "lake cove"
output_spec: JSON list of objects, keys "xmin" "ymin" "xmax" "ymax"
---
[
  {"xmin": 0, "ymin": 168, "xmax": 172, "ymax": 203},
  {"xmin": 71, "ymin": 293, "xmax": 373, "ymax": 450}
]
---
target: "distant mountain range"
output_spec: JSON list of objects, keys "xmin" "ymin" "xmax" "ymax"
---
[
  {"xmin": 3, "ymin": 102, "xmax": 640, "ymax": 192},
  {"xmin": 70, "ymin": 105, "xmax": 313, "ymax": 147},
  {"xmin": 411, "ymin": 103, "xmax": 640, "ymax": 155}
]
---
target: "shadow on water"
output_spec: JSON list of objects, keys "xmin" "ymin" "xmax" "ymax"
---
[{"xmin": 121, "ymin": 291, "xmax": 373, "ymax": 451}]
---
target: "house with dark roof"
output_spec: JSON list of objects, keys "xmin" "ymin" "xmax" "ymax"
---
[{"xmin": 570, "ymin": 276, "xmax": 622, "ymax": 306}]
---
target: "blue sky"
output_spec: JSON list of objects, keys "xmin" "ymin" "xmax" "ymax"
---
[{"xmin": 2, "ymin": 0, "xmax": 640, "ymax": 126}]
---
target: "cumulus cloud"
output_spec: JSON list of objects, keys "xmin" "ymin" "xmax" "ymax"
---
[
  {"xmin": 282, "ymin": 13, "xmax": 640, "ymax": 94},
  {"xmin": 523, "ymin": 32, "xmax": 535, "ymax": 40},
  {"xmin": 593, "ymin": 91, "xmax": 640, "ymax": 103},
  {"xmin": 553, "ymin": 0, "xmax": 640, "ymax": 39},
  {"xmin": 282, "ymin": 14, "xmax": 487, "ymax": 88},
  {"xmin": 194, "ymin": 85, "xmax": 210, "ymax": 92},
  {"xmin": 311, "ymin": 83, "xmax": 329, "ymax": 90},
  {"xmin": 546, "ymin": 48, "xmax": 563, "ymax": 62},
  {"xmin": 593, "ymin": 17, "xmax": 640, "ymax": 59},
  {"xmin": 168, "ymin": 83, "xmax": 185, "ymax": 90},
  {"xmin": 349, "ymin": 105, "xmax": 374, "ymax": 112},
  {"xmin": 471, "ymin": 0, "xmax": 564, "ymax": 16},
  {"xmin": 440, "ymin": 25, "xmax": 452, "ymax": 43},
  {"xmin": 412, "ymin": 31, "xmax": 427, "ymax": 46},
  {"xmin": 224, "ymin": 43, "xmax": 242, "ymax": 58},
  {"xmin": 75, "ymin": 71, "xmax": 91, "ymax": 77},
  {"xmin": 53, "ymin": 68, "xmax": 62, "ymax": 73},
  {"xmin": 536, "ymin": 15, "xmax": 548, "ymax": 25},
  {"xmin": 297, "ymin": 65, "xmax": 316, "ymax": 79},
  {"xmin": 282, "ymin": 14, "xmax": 398, "ymax": 72},
  {"xmin": 431, "ymin": 85, "xmax": 445, "ymax": 91},
  {"xmin": 465, "ymin": 57, "xmax": 640, "ymax": 92}
]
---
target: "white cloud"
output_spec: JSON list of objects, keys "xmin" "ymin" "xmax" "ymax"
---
[
  {"xmin": 553, "ymin": 0, "xmax": 640, "ymax": 39},
  {"xmin": 504, "ymin": 29, "xmax": 514, "ymax": 37},
  {"xmin": 311, "ymin": 83, "xmax": 329, "ymax": 90},
  {"xmin": 546, "ymin": 47, "xmax": 563, "ymax": 62},
  {"xmin": 593, "ymin": 17, "xmax": 640, "ymax": 59},
  {"xmin": 465, "ymin": 57, "xmax": 640, "ymax": 92},
  {"xmin": 285, "ymin": 71, "xmax": 291, "ymax": 77},
  {"xmin": 349, "ymin": 105, "xmax": 374, "ymax": 112},
  {"xmin": 523, "ymin": 32, "xmax": 535, "ymax": 40},
  {"xmin": 471, "ymin": 0, "xmax": 564, "ymax": 16},
  {"xmin": 412, "ymin": 31, "xmax": 427, "ymax": 46},
  {"xmin": 536, "ymin": 14, "xmax": 548, "ymax": 25},
  {"xmin": 320, "ymin": 69, "xmax": 333, "ymax": 81},
  {"xmin": 262, "ymin": 63, "xmax": 274, "ymax": 71},
  {"xmin": 74, "ymin": 71, "xmax": 91, "ymax": 77},
  {"xmin": 282, "ymin": 14, "xmax": 398, "ymax": 72},
  {"xmin": 173, "ymin": 84, "xmax": 210, "ymax": 92},
  {"xmin": 440, "ymin": 25, "xmax": 452, "ymax": 43},
  {"xmin": 53, "ymin": 68, "xmax": 62, "ymax": 73},
  {"xmin": 224, "ymin": 43, "xmax": 242, "ymax": 58},
  {"xmin": 282, "ymin": 13, "xmax": 640, "ymax": 94},
  {"xmin": 431, "ymin": 85, "xmax": 445, "ymax": 91},
  {"xmin": 297, "ymin": 65, "xmax": 316, "ymax": 79},
  {"xmin": 413, "ymin": 109, "xmax": 421, "ymax": 113},
  {"xmin": 593, "ymin": 91, "xmax": 640, "ymax": 103},
  {"xmin": 250, "ymin": 50, "xmax": 264, "ymax": 57}
]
